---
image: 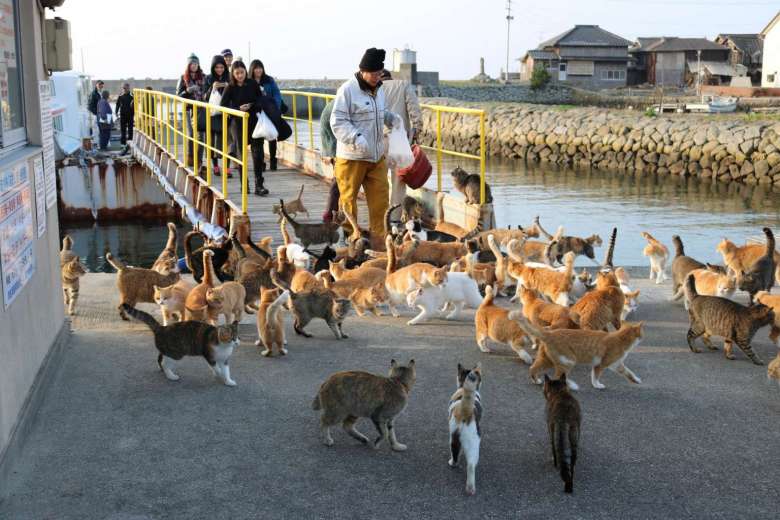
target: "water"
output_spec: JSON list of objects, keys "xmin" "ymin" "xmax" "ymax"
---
[{"xmin": 59, "ymin": 155, "xmax": 780, "ymax": 271}]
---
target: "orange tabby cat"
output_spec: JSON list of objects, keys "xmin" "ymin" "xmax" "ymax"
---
[
  {"xmin": 255, "ymin": 287, "xmax": 289, "ymax": 356},
  {"xmin": 154, "ymin": 280, "xmax": 195, "ymax": 325},
  {"xmin": 207, "ymin": 281, "xmax": 247, "ymax": 324},
  {"xmin": 350, "ymin": 283, "xmax": 390, "ymax": 317},
  {"xmin": 508, "ymin": 251, "xmax": 574, "ymax": 306},
  {"xmin": 61, "ymin": 256, "xmax": 87, "ymax": 316},
  {"xmin": 403, "ymin": 239, "xmax": 468, "ymax": 268},
  {"xmin": 384, "ymin": 235, "xmax": 448, "ymax": 317},
  {"xmin": 640, "ymin": 231, "xmax": 669, "ymax": 284},
  {"xmin": 516, "ymin": 316, "xmax": 644, "ymax": 391},
  {"xmin": 518, "ymin": 287, "xmax": 579, "ymax": 330},
  {"xmin": 716, "ymin": 238, "xmax": 780, "ymax": 283},
  {"xmin": 185, "ymin": 250, "xmax": 220, "ymax": 322},
  {"xmin": 329, "ymin": 258, "xmax": 386, "ymax": 286},
  {"xmin": 677, "ymin": 266, "xmax": 736, "ymax": 304},
  {"xmin": 755, "ymin": 290, "xmax": 780, "ymax": 345},
  {"xmin": 570, "ymin": 270, "xmax": 625, "ymax": 331},
  {"xmin": 291, "ymin": 269, "xmax": 324, "ymax": 293},
  {"xmin": 474, "ymin": 285, "xmax": 532, "ymax": 363},
  {"xmin": 107, "ymin": 253, "xmax": 180, "ymax": 321},
  {"xmin": 507, "ymin": 237, "xmax": 551, "ymax": 264},
  {"xmin": 768, "ymin": 352, "xmax": 780, "ymax": 384}
]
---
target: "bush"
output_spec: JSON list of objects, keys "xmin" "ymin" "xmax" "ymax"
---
[{"xmin": 530, "ymin": 67, "xmax": 551, "ymax": 91}]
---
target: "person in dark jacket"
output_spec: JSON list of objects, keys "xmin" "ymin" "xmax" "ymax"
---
[
  {"xmin": 176, "ymin": 53, "xmax": 205, "ymax": 170},
  {"xmin": 320, "ymin": 100, "xmax": 340, "ymax": 222},
  {"xmin": 220, "ymin": 60, "xmax": 267, "ymax": 196},
  {"xmin": 97, "ymin": 90, "xmax": 113, "ymax": 150},
  {"xmin": 88, "ymin": 80, "xmax": 104, "ymax": 142},
  {"xmin": 204, "ymin": 55, "xmax": 231, "ymax": 176},
  {"xmin": 249, "ymin": 59, "xmax": 281, "ymax": 172},
  {"xmin": 115, "ymin": 83, "xmax": 134, "ymax": 145}
]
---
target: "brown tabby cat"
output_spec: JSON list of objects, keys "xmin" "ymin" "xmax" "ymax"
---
[
  {"xmin": 151, "ymin": 223, "xmax": 178, "ymax": 273},
  {"xmin": 312, "ymin": 359, "xmax": 416, "ymax": 450},
  {"xmin": 121, "ymin": 304, "xmax": 240, "ymax": 386},
  {"xmin": 544, "ymin": 374, "xmax": 581, "ymax": 494},
  {"xmin": 400, "ymin": 195, "xmax": 424, "ymax": 223},
  {"xmin": 61, "ymin": 257, "xmax": 87, "ymax": 316},
  {"xmin": 737, "ymin": 227, "xmax": 776, "ymax": 304},
  {"xmin": 671, "ymin": 235, "xmax": 705, "ymax": 300},
  {"xmin": 280, "ymin": 199, "xmax": 344, "ymax": 247},
  {"xmin": 685, "ymin": 275, "xmax": 773, "ymax": 365},
  {"xmin": 451, "ymin": 166, "xmax": 493, "ymax": 204},
  {"xmin": 107, "ymin": 252, "xmax": 180, "ymax": 320}
]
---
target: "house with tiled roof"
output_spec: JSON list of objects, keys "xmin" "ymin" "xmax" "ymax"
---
[
  {"xmin": 761, "ymin": 10, "xmax": 780, "ymax": 87},
  {"xmin": 715, "ymin": 33, "xmax": 764, "ymax": 84},
  {"xmin": 518, "ymin": 25, "xmax": 633, "ymax": 89},
  {"xmin": 629, "ymin": 37, "xmax": 730, "ymax": 86}
]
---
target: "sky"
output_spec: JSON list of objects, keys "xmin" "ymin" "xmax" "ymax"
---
[{"xmin": 52, "ymin": 0, "xmax": 778, "ymax": 81}]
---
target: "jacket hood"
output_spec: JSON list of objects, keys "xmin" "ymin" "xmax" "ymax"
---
[{"xmin": 210, "ymin": 55, "xmax": 229, "ymax": 80}]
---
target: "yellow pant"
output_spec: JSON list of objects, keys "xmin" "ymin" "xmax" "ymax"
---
[{"xmin": 334, "ymin": 157, "xmax": 389, "ymax": 237}]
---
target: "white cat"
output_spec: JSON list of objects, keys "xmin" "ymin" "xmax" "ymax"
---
[
  {"xmin": 285, "ymin": 243, "xmax": 311, "ymax": 270},
  {"xmin": 405, "ymin": 272, "xmax": 483, "ymax": 325}
]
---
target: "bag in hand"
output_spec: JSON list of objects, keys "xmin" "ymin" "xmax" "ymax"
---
[{"xmin": 397, "ymin": 144, "xmax": 432, "ymax": 189}]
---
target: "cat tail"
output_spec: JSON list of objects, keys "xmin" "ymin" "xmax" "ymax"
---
[
  {"xmin": 385, "ymin": 235, "xmax": 397, "ymax": 274},
  {"xmin": 511, "ymin": 315, "xmax": 548, "ymax": 342},
  {"xmin": 672, "ymin": 235, "xmax": 685, "ymax": 258},
  {"xmin": 202, "ymin": 250, "xmax": 216, "ymax": 286},
  {"xmin": 557, "ymin": 422, "xmax": 574, "ymax": 493},
  {"xmin": 62, "ymin": 235, "xmax": 73, "ymax": 251},
  {"xmin": 184, "ymin": 231, "xmax": 203, "ymax": 273},
  {"xmin": 533, "ymin": 216, "xmax": 554, "ymax": 241},
  {"xmin": 231, "ymin": 238, "xmax": 247, "ymax": 259},
  {"xmin": 121, "ymin": 304, "xmax": 162, "ymax": 333},
  {"xmin": 297, "ymin": 184, "xmax": 305, "ymax": 200},
  {"xmin": 685, "ymin": 273, "xmax": 698, "ymax": 300},
  {"xmin": 247, "ymin": 238, "xmax": 272, "ymax": 260},
  {"xmin": 266, "ymin": 290, "xmax": 290, "ymax": 325},
  {"xmin": 164, "ymin": 223, "xmax": 177, "ymax": 251},
  {"xmin": 487, "ymin": 234, "xmax": 502, "ymax": 261},
  {"xmin": 385, "ymin": 204, "xmax": 401, "ymax": 236},
  {"xmin": 105, "ymin": 252, "xmax": 127, "ymax": 271},
  {"xmin": 278, "ymin": 200, "xmax": 299, "ymax": 228},
  {"xmin": 602, "ymin": 228, "xmax": 617, "ymax": 269},
  {"xmin": 270, "ymin": 269, "xmax": 293, "ymax": 293},
  {"xmin": 506, "ymin": 238, "xmax": 526, "ymax": 263},
  {"xmin": 481, "ymin": 285, "xmax": 496, "ymax": 307},
  {"xmin": 280, "ymin": 216, "xmax": 293, "ymax": 246},
  {"xmin": 311, "ymin": 393, "xmax": 322, "ymax": 410},
  {"xmin": 763, "ymin": 227, "xmax": 775, "ymax": 256}
]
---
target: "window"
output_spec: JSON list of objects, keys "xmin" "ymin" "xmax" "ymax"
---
[
  {"xmin": 53, "ymin": 115, "xmax": 63, "ymax": 132},
  {"xmin": 769, "ymin": 73, "xmax": 776, "ymax": 83},
  {"xmin": 601, "ymin": 69, "xmax": 626, "ymax": 81},
  {"xmin": 568, "ymin": 60, "xmax": 594, "ymax": 76},
  {"xmin": 0, "ymin": 0, "xmax": 25, "ymax": 149}
]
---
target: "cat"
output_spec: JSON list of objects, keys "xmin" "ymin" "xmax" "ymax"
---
[
  {"xmin": 517, "ymin": 287, "xmax": 579, "ymax": 348},
  {"xmin": 547, "ymin": 233, "xmax": 603, "ymax": 265},
  {"xmin": 61, "ymin": 256, "xmax": 87, "ymax": 316},
  {"xmin": 404, "ymin": 220, "xmax": 458, "ymax": 243},
  {"xmin": 121, "ymin": 304, "xmax": 240, "ymax": 386},
  {"xmin": 184, "ymin": 230, "xmax": 234, "ymax": 283},
  {"xmin": 291, "ymin": 269, "xmax": 325, "ymax": 293},
  {"xmin": 312, "ymin": 359, "xmax": 416, "ymax": 450},
  {"xmin": 279, "ymin": 217, "xmax": 311, "ymax": 270},
  {"xmin": 272, "ymin": 184, "xmax": 309, "ymax": 223},
  {"xmin": 570, "ymin": 271, "xmax": 625, "ymax": 331},
  {"xmin": 675, "ymin": 265, "xmax": 735, "ymax": 307},
  {"xmin": 231, "ymin": 238, "xmax": 273, "ymax": 313},
  {"xmin": 255, "ymin": 287, "xmax": 289, "ymax": 356},
  {"xmin": 716, "ymin": 235, "xmax": 780, "ymax": 285},
  {"xmin": 641, "ymin": 231, "xmax": 669, "ymax": 284},
  {"xmin": 153, "ymin": 280, "xmax": 195, "ymax": 325},
  {"xmin": 151, "ymin": 223, "xmax": 178, "ymax": 273},
  {"xmin": 685, "ymin": 275, "xmax": 773, "ymax": 365},
  {"xmin": 508, "ymin": 251, "xmax": 575, "ymax": 306},
  {"xmin": 402, "ymin": 238, "xmax": 468, "ymax": 267},
  {"xmin": 435, "ymin": 191, "xmax": 469, "ymax": 239},
  {"xmin": 448, "ymin": 363, "xmax": 483, "ymax": 496},
  {"xmin": 487, "ymin": 234, "xmax": 513, "ymax": 295},
  {"xmin": 449, "ymin": 254, "xmax": 497, "ymax": 291},
  {"xmin": 306, "ymin": 245, "xmax": 337, "ymax": 274},
  {"xmin": 206, "ymin": 281, "xmax": 247, "ymax": 324},
  {"xmin": 451, "ymin": 166, "xmax": 493, "ymax": 204},
  {"xmin": 405, "ymin": 271, "xmax": 483, "ymax": 325},
  {"xmin": 614, "ymin": 267, "xmax": 640, "ymax": 320},
  {"xmin": 507, "ymin": 237, "xmax": 553, "ymax": 264},
  {"xmin": 474, "ymin": 285, "xmax": 533, "ymax": 363},
  {"xmin": 516, "ymin": 315, "xmax": 644, "ymax": 391},
  {"xmin": 737, "ymin": 227, "xmax": 776, "ymax": 304},
  {"xmin": 272, "ymin": 271, "xmax": 351, "ymax": 339},
  {"xmin": 280, "ymin": 199, "xmax": 343, "ymax": 247},
  {"xmin": 768, "ymin": 352, "xmax": 780, "ymax": 385},
  {"xmin": 383, "ymin": 235, "xmax": 449, "ymax": 318},
  {"xmin": 400, "ymin": 195, "xmax": 424, "ymax": 223},
  {"xmin": 329, "ymin": 258, "xmax": 386, "ymax": 287},
  {"xmin": 184, "ymin": 250, "xmax": 220, "ymax": 323},
  {"xmin": 671, "ymin": 235, "xmax": 705, "ymax": 301},
  {"xmin": 350, "ymin": 283, "xmax": 390, "ymax": 317},
  {"xmin": 107, "ymin": 252, "xmax": 180, "ymax": 320},
  {"xmin": 544, "ymin": 374, "xmax": 581, "ymax": 494},
  {"xmin": 60, "ymin": 235, "xmax": 77, "ymax": 266},
  {"xmin": 755, "ymin": 290, "xmax": 780, "ymax": 345}
]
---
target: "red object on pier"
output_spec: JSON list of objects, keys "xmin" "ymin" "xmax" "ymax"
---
[{"xmin": 397, "ymin": 144, "xmax": 432, "ymax": 189}]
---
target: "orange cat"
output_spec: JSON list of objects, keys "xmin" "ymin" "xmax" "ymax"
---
[
  {"xmin": 329, "ymin": 258, "xmax": 386, "ymax": 287},
  {"xmin": 570, "ymin": 270, "xmax": 624, "ymax": 331},
  {"xmin": 768, "ymin": 352, "xmax": 780, "ymax": 384},
  {"xmin": 516, "ymin": 316, "xmax": 644, "ymax": 391},
  {"xmin": 641, "ymin": 231, "xmax": 669, "ymax": 284},
  {"xmin": 291, "ymin": 270, "xmax": 325, "ymax": 293},
  {"xmin": 474, "ymin": 285, "xmax": 532, "ymax": 363},
  {"xmin": 518, "ymin": 287, "xmax": 579, "ymax": 330},
  {"xmin": 185, "ymin": 250, "xmax": 220, "ymax": 322},
  {"xmin": 507, "ymin": 237, "xmax": 551, "ymax": 264},
  {"xmin": 676, "ymin": 266, "xmax": 736, "ymax": 305},
  {"xmin": 716, "ymin": 238, "xmax": 780, "ymax": 284},
  {"xmin": 206, "ymin": 281, "xmax": 247, "ymax": 324},
  {"xmin": 404, "ymin": 239, "xmax": 468, "ymax": 268},
  {"xmin": 350, "ymin": 283, "xmax": 390, "ymax": 317},
  {"xmin": 255, "ymin": 287, "xmax": 289, "ymax": 356},
  {"xmin": 384, "ymin": 235, "xmax": 448, "ymax": 317},
  {"xmin": 508, "ymin": 251, "xmax": 574, "ymax": 306},
  {"xmin": 154, "ymin": 280, "xmax": 195, "ymax": 325},
  {"xmin": 755, "ymin": 290, "xmax": 780, "ymax": 345}
]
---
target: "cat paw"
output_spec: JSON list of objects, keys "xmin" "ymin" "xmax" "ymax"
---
[
  {"xmin": 592, "ymin": 381, "xmax": 606, "ymax": 390},
  {"xmin": 323, "ymin": 437, "xmax": 334, "ymax": 447},
  {"xmin": 340, "ymin": 333, "xmax": 349, "ymax": 339},
  {"xmin": 391, "ymin": 442, "xmax": 407, "ymax": 452},
  {"xmin": 164, "ymin": 373, "xmax": 180, "ymax": 381},
  {"xmin": 448, "ymin": 458, "xmax": 457, "ymax": 468},
  {"xmin": 725, "ymin": 354, "xmax": 736, "ymax": 360},
  {"xmin": 279, "ymin": 348, "xmax": 288, "ymax": 356},
  {"xmin": 254, "ymin": 339, "xmax": 261, "ymax": 346},
  {"xmin": 465, "ymin": 484, "xmax": 476, "ymax": 496},
  {"xmin": 224, "ymin": 379, "xmax": 237, "ymax": 387},
  {"xmin": 751, "ymin": 358, "xmax": 765, "ymax": 366},
  {"xmin": 261, "ymin": 349, "xmax": 272, "ymax": 357}
]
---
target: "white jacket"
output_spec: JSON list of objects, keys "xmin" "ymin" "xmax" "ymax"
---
[
  {"xmin": 382, "ymin": 79, "xmax": 422, "ymax": 141},
  {"xmin": 331, "ymin": 75, "xmax": 397, "ymax": 162}
]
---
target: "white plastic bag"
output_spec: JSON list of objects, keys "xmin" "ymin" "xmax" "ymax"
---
[
  {"xmin": 208, "ymin": 88, "xmax": 222, "ymax": 106},
  {"xmin": 387, "ymin": 122, "xmax": 414, "ymax": 169},
  {"xmin": 252, "ymin": 111, "xmax": 278, "ymax": 140}
]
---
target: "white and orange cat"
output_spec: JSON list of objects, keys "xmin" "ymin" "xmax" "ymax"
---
[
  {"xmin": 474, "ymin": 286, "xmax": 533, "ymax": 363},
  {"xmin": 570, "ymin": 270, "xmax": 625, "ymax": 331},
  {"xmin": 614, "ymin": 267, "xmax": 641, "ymax": 320},
  {"xmin": 641, "ymin": 232, "xmax": 669, "ymax": 284},
  {"xmin": 383, "ymin": 235, "xmax": 449, "ymax": 317},
  {"xmin": 674, "ymin": 265, "xmax": 736, "ymax": 308},
  {"xmin": 154, "ymin": 280, "xmax": 195, "ymax": 325},
  {"xmin": 255, "ymin": 287, "xmax": 290, "ymax": 356},
  {"xmin": 507, "ymin": 250, "xmax": 575, "ymax": 306},
  {"xmin": 206, "ymin": 281, "xmax": 247, "ymax": 324}
]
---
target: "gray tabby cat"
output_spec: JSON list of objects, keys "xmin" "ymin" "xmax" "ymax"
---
[
  {"xmin": 121, "ymin": 304, "xmax": 240, "ymax": 385},
  {"xmin": 279, "ymin": 199, "xmax": 344, "ymax": 247},
  {"xmin": 271, "ymin": 271, "xmax": 351, "ymax": 339}
]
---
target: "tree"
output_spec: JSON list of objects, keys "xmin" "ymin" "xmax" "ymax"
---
[{"xmin": 530, "ymin": 67, "xmax": 551, "ymax": 91}]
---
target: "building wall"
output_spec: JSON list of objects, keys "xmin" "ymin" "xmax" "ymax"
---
[
  {"xmin": 763, "ymin": 22, "xmax": 780, "ymax": 87},
  {"xmin": 561, "ymin": 60, "xmax": 628, "ymax": 89},
  {"xmin": 0, "ymin": 1, "xmax": 66, "ymax": 465},
  {"xmin": 654, "ymin": 52, "xmax": 686, "ymax": 86}
]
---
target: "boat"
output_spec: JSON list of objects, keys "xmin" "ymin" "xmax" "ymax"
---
[
  {"xmin": 707, "ymin": 96, "xmax": 738, "ymax": 113},
  {"xmin": 51, "ymin": 71, "xmax": 93, "ymax": 158}
]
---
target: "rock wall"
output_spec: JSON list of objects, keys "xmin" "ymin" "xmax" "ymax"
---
[
  {"xmin": 420, "ymin": 84, "xmax": 574, "ymax": 104},
  {"xmin": 417, "ymin": 99, "xmax": 780, "ymax": 186}
]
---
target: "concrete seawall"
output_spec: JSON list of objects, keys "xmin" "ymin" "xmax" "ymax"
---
[{"xmin": 418, "ymin": 99, "xmax": 780, "ymax": 187}]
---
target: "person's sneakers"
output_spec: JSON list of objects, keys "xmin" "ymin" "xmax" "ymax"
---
[{"xmin": 254, "ymin": 186, "xmax": 269, "ymax": 196}]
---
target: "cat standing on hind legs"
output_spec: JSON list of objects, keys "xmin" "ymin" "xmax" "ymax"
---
[{"xmin": 448, "ymin": 363, "xmax": 483, "ymax": 496}]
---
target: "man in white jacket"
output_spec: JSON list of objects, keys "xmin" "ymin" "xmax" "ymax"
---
[{"xmin": 330, "ymin": 48, "xmax": 400, "ymax": 237}]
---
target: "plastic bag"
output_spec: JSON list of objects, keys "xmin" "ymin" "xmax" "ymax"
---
[
  {"xmin": 252, "ymin": 111, "xmax": 278, "ymax": 140},
  {"xmin": 208, "ymin": 88, "xmax": 222, "ymax": 106},
  {"xmin": 387, "ymin": 123, "xmax": 414, "ymax": 169}
]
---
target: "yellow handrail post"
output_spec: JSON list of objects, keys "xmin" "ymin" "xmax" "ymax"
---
[
  {"xmin": 182, "ymin": 103, "xmax": 188, "ymax": 167},
  {"xmin": 307, "ymin": 95, "xmax": 314, "ymax": 149},
  {"xmin": 222, "ymin": 113, "xmax": 228, "ymax": 198},
  {"xmin": 205, "ymin": 106, "xmax": 212, "ymax": 185},
  {"xmin": 165, "ymin": 96, "xmax": 170, "ymax": 151},
  {"xmin": 241, "ymin": 114, "xmax": 249, "ymax": 213},
  {"xmin": 173, "ymin": 99, "xmax": 179, "ymax": 161},
  {"xmin": 192, "ymin": 105, "xmax": 199, "ymax": 174},
  {"xmin": 436, "ymin": 110, "xmax": 442, "ymax": 193},
  {"xmin": 292, "ymin": 95, "xmax": 298, "ymax": 147},
  {"xmin": 479, "ymin": 112, "xmax": 486, "ymax": 205},
  {"xmin": 155, "ymin": 93, "xmax": 160, "ymax": 144}
]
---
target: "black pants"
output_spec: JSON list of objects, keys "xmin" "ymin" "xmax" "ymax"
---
[
  {"xmin": 250, "ymin": 137, "xmax": 265, "ymax": 186},
  {"xmin": 211, "ymin": 130, "xmax": 223, "ymax": 168},
  {"xmin": 120, "ymin": 116, "xmax": 133, "ymax": 144}
]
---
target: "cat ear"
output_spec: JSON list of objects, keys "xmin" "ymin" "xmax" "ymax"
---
[
  {"xmin": 408, "ymin": 359, "xmax": 415, "ymax": 367},
  {"xmin": 544, "ymin": 374, "xmax": 551, "ymax": 383},
  {"xmin": 474, "ymin": 361, "xmax": 482, "ymax": 371},
  {"xmin": 390, "ymin": 359, "xmax": 398, "ymax": 368},
  {"xmin": 457, "ymin": 362, "xmax": 464, "ymax": 372}
]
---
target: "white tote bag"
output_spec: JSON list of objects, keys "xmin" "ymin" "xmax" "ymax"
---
[
  {"xmin": 387, "ymin": 123, "xmax": 414, "ymax": 169},
  {"xmin": 208, "ymin": 87, "xmax": 222, "ymax": 106},
  {"xmin": 252, "ymin": 111, "xmax": 278, "ymax": 140}
]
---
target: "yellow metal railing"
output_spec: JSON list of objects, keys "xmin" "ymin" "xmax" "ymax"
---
[
  {"xmin": 134, "ymin": 88, "xmax": 251, "ymax": 214},
  {"xmin": 280, "ymin": 90, "xmax": 489, "ymax": 204}
]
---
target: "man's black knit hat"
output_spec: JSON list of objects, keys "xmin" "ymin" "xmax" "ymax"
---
[{"xmin": 359, "ymin": 48, "xmax": 385, "ymax": 72}]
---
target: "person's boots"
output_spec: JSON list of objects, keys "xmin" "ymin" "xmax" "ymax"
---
[
  {"xmin": 254, "ymin": 172, "xmax": 269, "ymax": 196},
  {"xmin": 270, "ymin": 157, "xmax": 277, "ymax": 171}
]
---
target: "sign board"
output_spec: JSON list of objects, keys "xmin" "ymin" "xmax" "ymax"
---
[
  {"xmin": 33, "ymin": 155, "xmax": 46, "ymax": 237},
  {"xmin": 0, "ymin": 162, "xmax": 35, "ymax": 308},
  {"xmin": 39, "ymin": 81, "xmax": 57, "ymax": 208}
]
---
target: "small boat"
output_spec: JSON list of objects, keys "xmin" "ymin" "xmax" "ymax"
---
[{"xmin": 707, "ymin": 96, "xmax": 738, "ymax": 113}]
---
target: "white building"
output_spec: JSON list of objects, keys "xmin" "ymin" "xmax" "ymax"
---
[{"xmin": 761, "ymin": 10, "xmax": 780, "ymax": 87}]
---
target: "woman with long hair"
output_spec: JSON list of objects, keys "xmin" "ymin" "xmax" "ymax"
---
[
  {"xmin": 220, "ymin": 60, "xmax": 268, "ymax": 196},
  {"xmin": 249, "ymin": 59, "xmax": 282, "ymax": 171},
  {"xmin": 204, "ymin": 54, "xmax": 230, "ymax": 176},
  {"xmin": 175, "ymin": 53, "xmax": 205, "ymax": 170}
]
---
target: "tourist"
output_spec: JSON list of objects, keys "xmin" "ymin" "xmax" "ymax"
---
[
  {"xmin": 88, "ymin": 80, "xmax": 104, "ymax": 143},
  {"xmin": 97, "ymin": 90, "xmax": 113, "ymax": 150},
  {"xmin": 222, "ymin": 48, "xmax": 234, "ymax": 69},
  {"xmin": 249, "ymin": 59, "xmax": 282, "ymax": 172},
  {"xmin": 145, "ymin": 86, "xmax": 156, "ymax": 140},
  {"xmin": 330, "ymin": 47, "xmax": 401, "ymax": 236},
  {"xmin": 176, "ymin": 53, "xmax": 205, "ymax": 170},
  {"xmin": 115, "ymin": 83, "xmax": 134, "ymax": 146},
  {"xmin": 204, "ymin": 55, "xmax": 231, "ymax": 176},
  {"xmin": 320, "ymin": 99, "xmax": 340, "ymax": 223},
  {"xmin": 220, "ymin": 60, "xmax": 268, "ymax": 196},
  {"xmin": 380, "ymin": 69, "xmax": 422, "ymax": 222}
]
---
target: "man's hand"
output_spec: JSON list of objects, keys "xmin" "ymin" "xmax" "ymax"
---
[
  {"xmin": 239, "ymin": 103, "xmax": 252, "ymax": 112},
  {"xmin": 392, "ymin": 114, "xmax": 403, "ymax": 129},
  {"xmin": 354, "ymin": 134, "xmax": 369, "ymax": 153}
]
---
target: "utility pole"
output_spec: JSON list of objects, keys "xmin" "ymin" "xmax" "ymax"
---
[
  {"xmin": 505, "ymin": 0, "xmax": 513, "ymax": 83},
  {"xmin": 696, "ymin": 49, "xmax": 701, "ymax": 98},
  {"xmin": 80, "ymin": 48, "xmax": 85, "ymax": 73}
]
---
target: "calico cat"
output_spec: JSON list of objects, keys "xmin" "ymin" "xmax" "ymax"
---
[
  {"xmin": 272, "ymin": 184, "xmax": 309, "ymax": 222},
  {"xmin": 272, "ymin": 271, "xmax": 351, "ymax": 339},
  {"xmin": 448, "ymin": 363, "xmax": 483, "ymax": 496},
  {"xmin": 151, "ymin": 223, "xmax": 178, "ymax": 273},
  {"xmin": 184, "ymin": 230, "xmax": 234, "ymax": 283},
  {"xmin": 641, "ymin": 231, "xmax": 669, "ymax": 284},
  {"xmin": 107, "ymin": 252, "xmax": 180, "ymax": 320},
  {"xmin": 255, "ymin": 287, "xmax": 289, "ymax": 356},
  {"xmin": 61, "ymin": 256, "xmax": 87, "ymax": 316},
  {"xmin": 671, "ymin": 235, "xmax": 705, "ymax": 300},
  {"xmin": 474, "ymin": 286, "xmax": 533, "ymax": 363},
  {"xmin": 516, "ymin": 315, "xmax": 644, "ymax": 390},
  {"xmin": 280, "ymin": 199, "xmax": 343, "ymax": 247},
  {"xmin": 685, "ymin": 275, "xmax": 773, "ymax": 365},
  {"xmin": 451, "ymin": 166, "xmax": 493, "ymax": 204},
  {"xmin": 121, "ymin": 304, "xmax": 240, "ymax": 386},
  {"xmin": 435, "ymin": 191, "xmax": 469, "ymax": 239},
  {"xmin": 153, "ymin": 280, "xmax": 195, "ymax": 325},
  {"xmin": 206, "ymin": 281, "xmax": 247, "ymax": 324},
  {"xmin": 547, "ymin": 233, "xmax": 603, "ymax": 265},
  {"xmin": 312, "ymin": 359, "xmax": 416, "ymax": 450},
  {"xmin": 400, "ymin": 195, "xmax": 424, "ymax": 223},
  {"xmin": 544, "ymin": 374, "xmax": 581, "ymax": 494},
  {"xmin": 184, "ymin": 250, "xmax": 220, "ymax": 323},
  {"xmin": 737, "ymin": 227, "xmax": 776, "ymax": 304}
]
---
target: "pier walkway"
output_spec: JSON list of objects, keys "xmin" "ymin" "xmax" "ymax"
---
[{"xmin": 1, "ymin": 274, "xmax": 778, "ymax": 519}]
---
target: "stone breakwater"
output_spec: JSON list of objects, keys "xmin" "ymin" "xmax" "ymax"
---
[{"xmin": 417, "ymin": 99, "xmax": 780, "ymax": 186}]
